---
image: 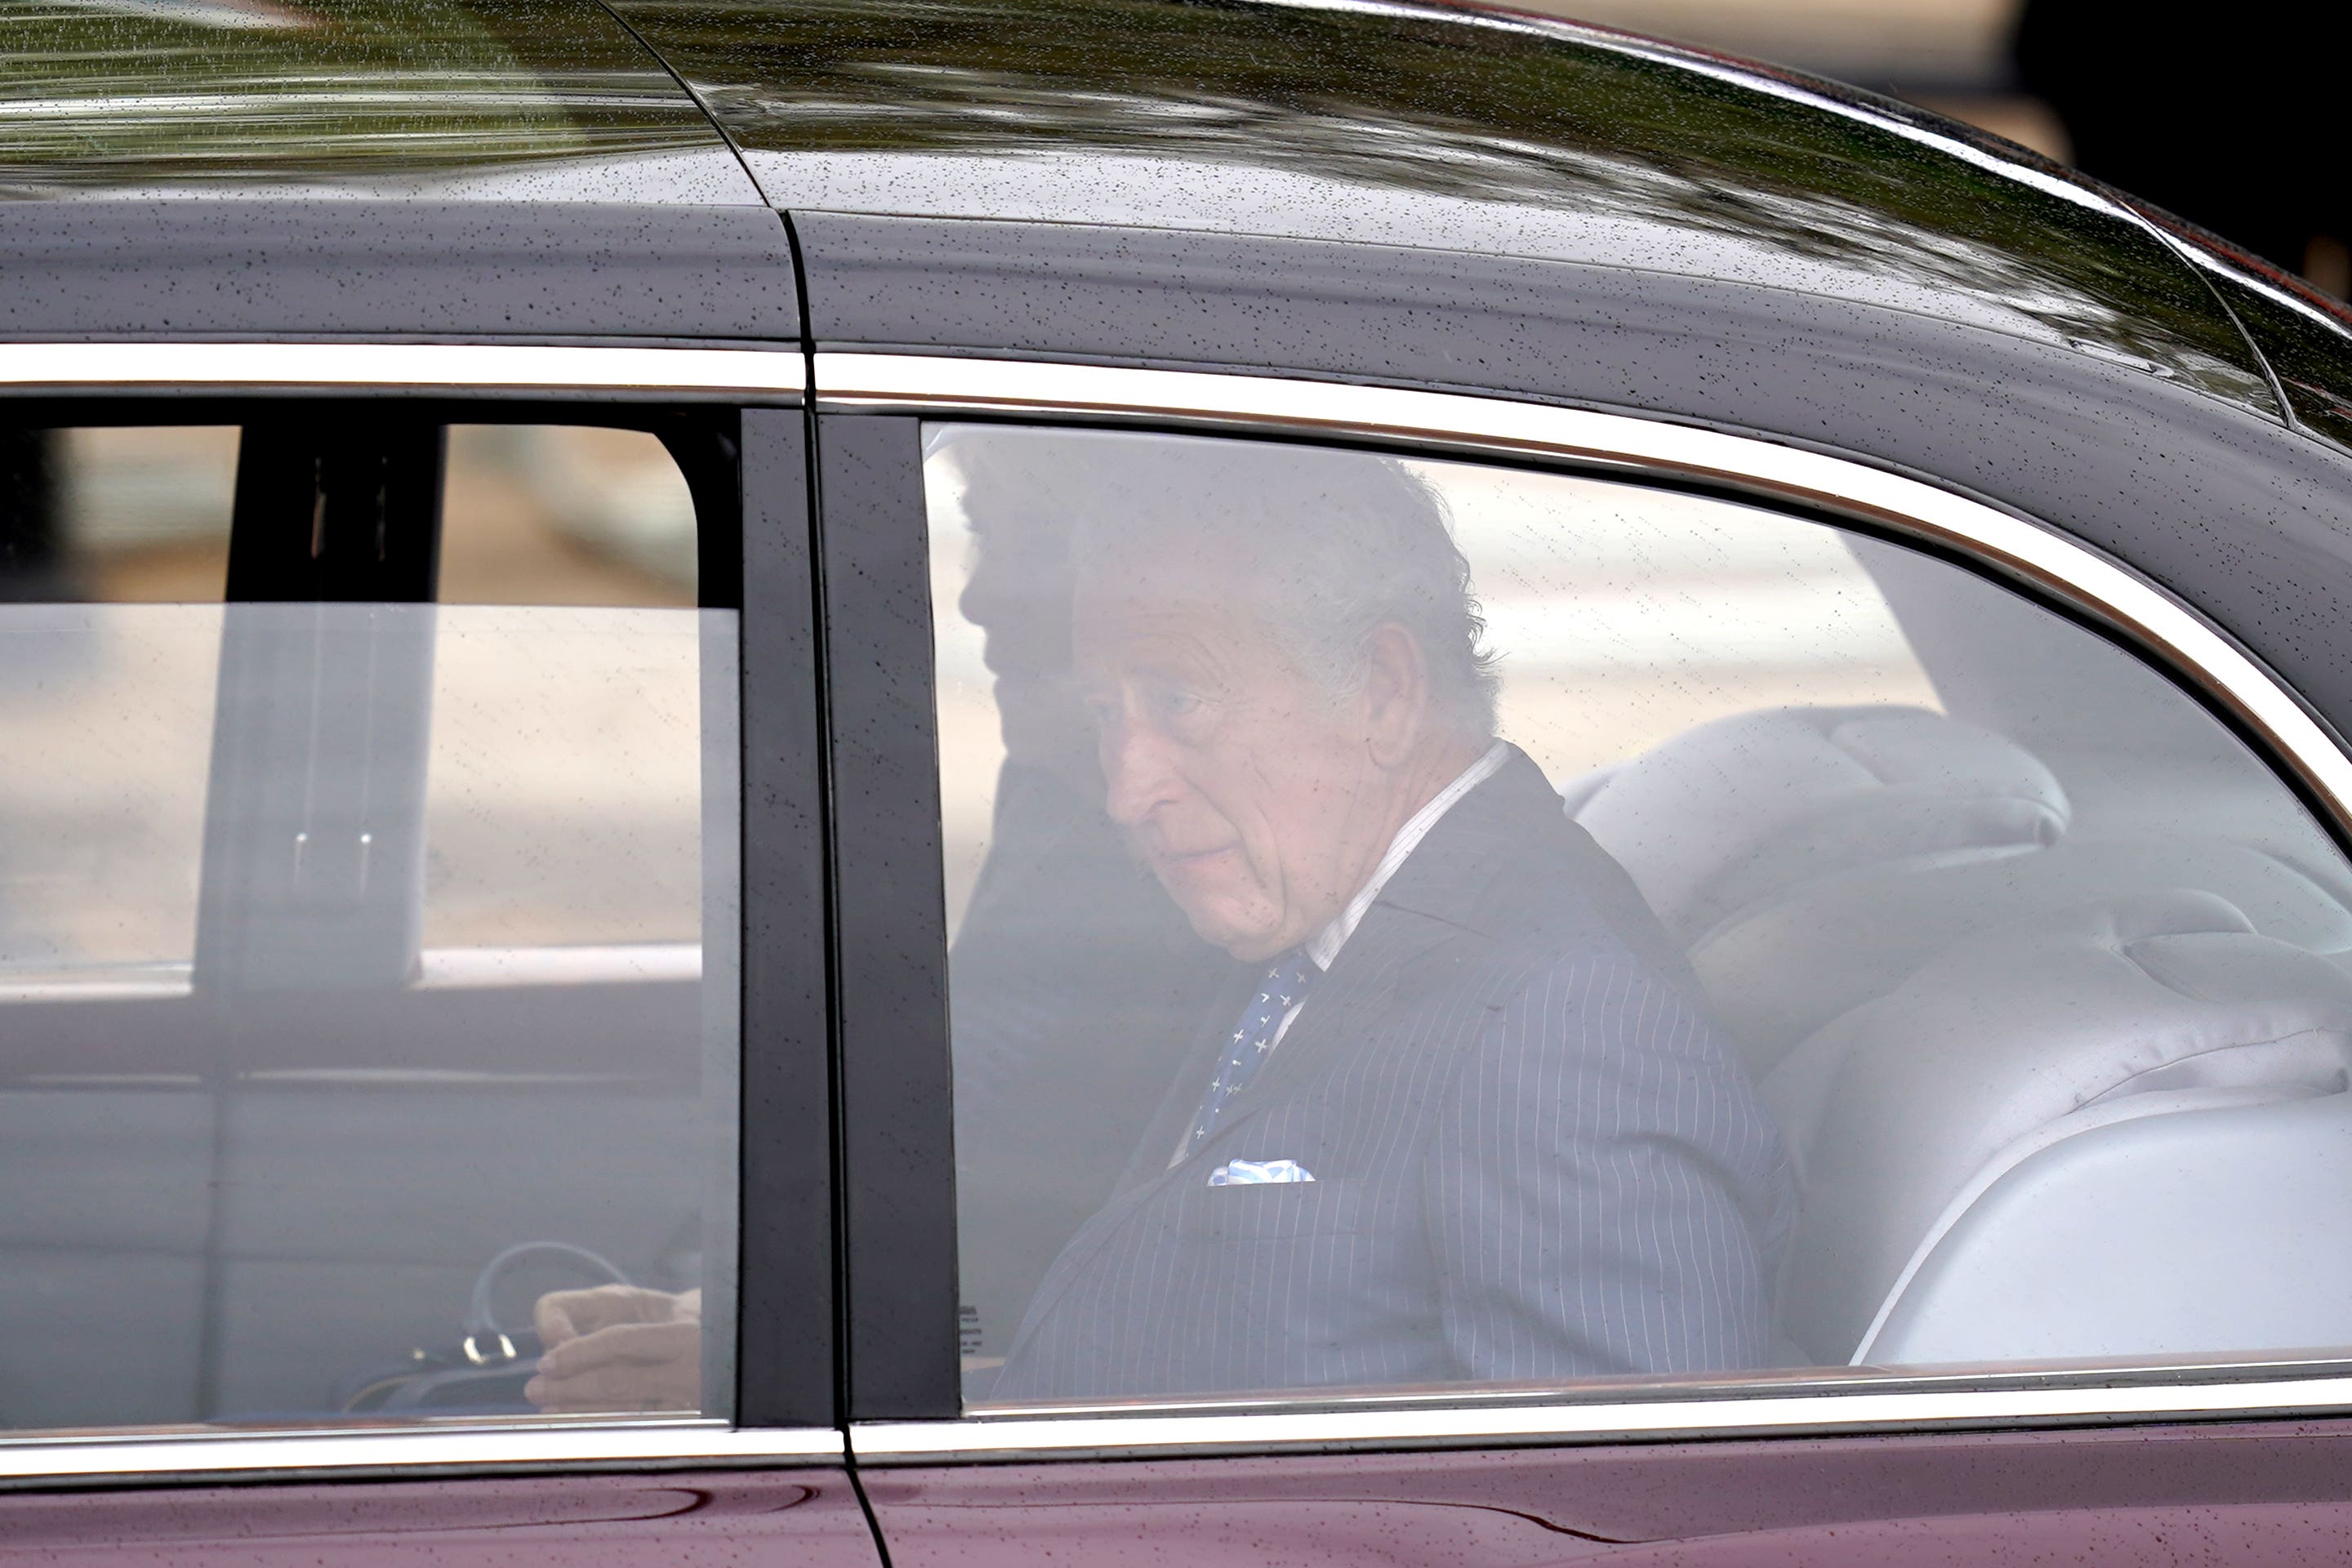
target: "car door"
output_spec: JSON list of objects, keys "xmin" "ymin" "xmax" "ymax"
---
[
  {"xmin": 0, "ymin": 341, "xmax": 872, "ymax": 1564},
  {"xmin": 810, "ymin": 350, "xmax": 2352, "ymax": 1561}
]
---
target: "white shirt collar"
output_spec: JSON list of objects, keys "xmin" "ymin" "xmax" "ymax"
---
[{"xmin": 1303, "ymin": 740, "xmax": 1510, "ymax": 973}]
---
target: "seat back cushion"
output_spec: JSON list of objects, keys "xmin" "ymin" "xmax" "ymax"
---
[{"xmin": 1765, "ymin": 889, "xmax": 2352, "ymax": 1365}]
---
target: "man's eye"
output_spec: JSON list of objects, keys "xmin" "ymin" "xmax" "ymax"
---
[{"xmin": 1149, "ymin": 687, "xmax": 1203, "ymax": 721}]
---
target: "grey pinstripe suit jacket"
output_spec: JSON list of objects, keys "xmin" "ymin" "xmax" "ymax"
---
[{"xmin": 989, "ymin": 746, "xmax": 1793, "ymax": 1403}]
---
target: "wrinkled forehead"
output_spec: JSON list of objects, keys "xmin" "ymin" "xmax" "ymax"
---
[
  {"xmin": 1076, "ymin": 514, "xmax": 1270, "ymax": 602},
  {"xmin": 1074, "ymin": 552, "xmax": 1300, "ymax": 692}
]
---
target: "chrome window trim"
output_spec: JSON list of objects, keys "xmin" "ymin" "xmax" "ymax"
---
[
  {"xmin": 818, "ymin": 350, "xmax": 2352, "ymax": 1457},
  {"xmin": 816, "ymin": 352, "xmax": 2352, "ymax": 836},
  {"xmin": 854, "ymin": 1372, "xmax": 2352, "ymax": 1462},
  {"xmin": 0, "ymin": 1422, "xmax": 840, "ymax": 1486},
  {"xmin": 0, "ymin": 341, "xmax": 804, "ymax": 395}
]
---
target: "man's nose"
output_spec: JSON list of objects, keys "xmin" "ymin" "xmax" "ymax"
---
[{"xmin": 1099, "ymin": 721, "xmax": 1182, "ymax": 827}]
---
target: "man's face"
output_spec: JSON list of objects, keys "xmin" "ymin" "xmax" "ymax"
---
[{"xmin": 1075, "ymin": 546, "xmax": 1396, "ymax": 962}]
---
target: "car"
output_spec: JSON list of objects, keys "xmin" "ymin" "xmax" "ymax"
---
[{"xmin": 8, "ymin": 0, "xmax": 2352, "ymax": 1560}]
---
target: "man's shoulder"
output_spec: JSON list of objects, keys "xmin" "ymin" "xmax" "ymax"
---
[
  {"xmin": 1414, "ymin": 865, "xmax": 1747, "ymax": 1090},
  {"xmin": 1409, "ymin": 751, "xmax": 1690, "ymax": 981},
  {"xmin": 1374, "ymin": 844, "xmax": 1695, "ymax": 1043}
]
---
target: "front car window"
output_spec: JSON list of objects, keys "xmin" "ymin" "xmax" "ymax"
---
[
  {"xmin": 926, "ymin": 423, "xmax": 2352, "ymax": 1410},
  {"xmin": 0, "ymin": 413, "xmax": 737, "ymax": 1432}
]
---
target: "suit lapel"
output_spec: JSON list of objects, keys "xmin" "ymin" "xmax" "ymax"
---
[{"xmin": 1213, "ymin": 903, "xmax": 1451, "ymax": 1120}]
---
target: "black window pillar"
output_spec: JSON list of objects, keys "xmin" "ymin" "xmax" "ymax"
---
[
  {"xmin": 735, "ymin": 405, "xmax": 839, "ymax": 1429},
  {"xmin": 814, "ymin": 414, "xmax": 960, "ymax": 1422}
]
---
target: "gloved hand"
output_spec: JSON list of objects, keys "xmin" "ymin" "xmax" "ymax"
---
[{"xmin": 525, "ymin": 1284, "xmax": 702, "ymax": 1413}]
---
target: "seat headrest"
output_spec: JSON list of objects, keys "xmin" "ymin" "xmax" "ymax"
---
[{"xmin": 1573, "ymin": 705, "xmax": 2069, "ymax": 941}]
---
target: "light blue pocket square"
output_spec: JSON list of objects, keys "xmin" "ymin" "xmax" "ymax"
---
[{"xmin": 1208, "ymin": 1158, "xmax": 1316, "ymax": 1187}]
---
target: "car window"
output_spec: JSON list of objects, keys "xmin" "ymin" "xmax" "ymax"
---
[
  {"xmin": 925, "ymin": 421, "xmax": 2352, "ymax": 1410},
  {"xmin": 0, "ymin": 414, "xmax": 736, "ymax": 1433},
  {"xmin": 430, "ymin": 427, "xmax": 704, "ymax": 953},
  {"xmin": 0, "ymin": 427, "xmax": 238, "ymax": 991},
  {"xmin": 439, "ymin": 425, "xmax": 697, "ymax": 609}
]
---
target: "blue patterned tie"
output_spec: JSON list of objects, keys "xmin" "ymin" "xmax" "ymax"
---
[{"xmin": 1187, "ymin": 948, "xmax": 1318, "ymax": 1152}]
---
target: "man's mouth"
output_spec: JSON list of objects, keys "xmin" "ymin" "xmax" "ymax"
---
[{"xmin": 1149, "ymin": 842, "xmax": 1238, "ymax": 878}]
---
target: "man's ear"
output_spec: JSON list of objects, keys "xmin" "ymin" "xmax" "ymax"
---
[{"xmin": 1361, "ymin": 623, "xmax": 1430, "ymax": 768}]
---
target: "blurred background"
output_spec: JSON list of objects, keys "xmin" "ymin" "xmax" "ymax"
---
[{"xmin": 1555, "ymin": 0, "xmax": 2352, "ymax": 297}]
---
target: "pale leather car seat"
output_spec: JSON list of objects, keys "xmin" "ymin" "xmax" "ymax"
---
[
  {"xmin": 1703, "ymin": 837, "xmax": 2352, "ymax": 1067},
  {"xmin": 1571, "ymin": 704, "xmax": 2068, "ymax": 951},
  {"xmin": 1570, "ymin": 705, "xmax": 2352, "ymax": 1070},
  {"xmin": 1764, "ymin": 890, "xmax": 2352, "ymax": 1367}
]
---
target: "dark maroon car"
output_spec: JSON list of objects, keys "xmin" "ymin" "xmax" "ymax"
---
[{"xmin": 8, "ymin": 0, "xmax": 2352, "ymax": 1561}]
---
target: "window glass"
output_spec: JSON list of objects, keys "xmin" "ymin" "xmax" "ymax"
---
[
  {"xmin": 421, "ymin": 608, "xmax": 706, "ymax": 952},
  {"xmin": 439, "ymin": 425, "xmax": 696, "ymax": 608},
  {"xmin": 425, "ymin": 422, "xmax": 703, "ymax": 951},
  {"xmin": 928, "ymin": 423, "xmax": 2352, "ymax": 1410},
  {"xmin": 0, "ymin": 427, "xmax": 236, "ymax": 996},
  {"xmin": 0, "ymin": 415, "xmax": 736, "ymax": 1433},
  {"xmin": 0, "ymin": 425, "xmax": 237, "ymax": 604}
]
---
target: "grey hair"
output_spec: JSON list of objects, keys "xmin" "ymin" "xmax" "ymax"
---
[{"xmin": 1051, "ymin": 432, "xmax": 1500, "ymax": 740}]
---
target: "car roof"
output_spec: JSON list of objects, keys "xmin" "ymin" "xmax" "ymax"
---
[
  {"xmin": 0, "ymin": 0, "xmax": 758, "ymax": 204},
  {"xmin": 635, "ymin": 0, "xmax": 2268, "ymax": 388},
  {"xmin": 0, "ymin": 0, "xmax": 2269, "ymax": 385}
]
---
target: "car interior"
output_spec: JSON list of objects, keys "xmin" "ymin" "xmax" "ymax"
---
[
  {"xmin": 0, "ymin": 412, "xmax": 732, "ymax": 1430},
  {"xmin": 1570, "ymin": 536, "xmax": 2352, "ymax": 1370},
  {"xmin": 930, "ymin": 421, "xmax": 2352, "ymax": 1407}
]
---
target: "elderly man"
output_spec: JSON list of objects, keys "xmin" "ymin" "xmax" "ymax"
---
[{"xmin": 985, "ymin": 438, "xmax": 1790, "ymax": 1402}]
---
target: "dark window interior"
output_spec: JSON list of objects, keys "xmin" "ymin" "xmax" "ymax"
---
[{"xmin": 0, "ymin": 403, "xmax": 742, "ymax": 1432}]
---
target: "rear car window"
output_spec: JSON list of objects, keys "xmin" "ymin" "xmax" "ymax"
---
[
  {"xmin": 0, "ymin": 415, "xmax": 737, "ymax": 1432},
  {"xmin": 927, "ymin": 422, "xmax": 2352, "ymax": 1410}
]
